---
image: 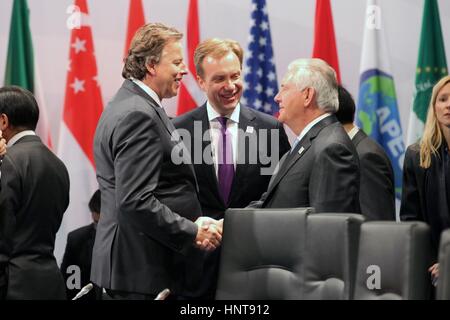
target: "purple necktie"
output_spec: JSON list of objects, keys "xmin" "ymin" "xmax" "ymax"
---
[{"xmin": 217, "ymin": 117, "xmax": 235, "ymax": 205}]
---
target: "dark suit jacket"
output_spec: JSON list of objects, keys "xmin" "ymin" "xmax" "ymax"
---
[
  {"xmin": 173, "ymin": 104, "xmax": 290, "ymax": 298},
  {"xmin": 0, "ymin": 135, "xmax": 69, "ymax": 300},
  {"xmin": 61, "ymin": 223, "xmax": 101, "ymax": 300},
  {"xmin": 353, "ymin": 130, "xmax": 395, "ymax": 220},
  {"xmin": 172, "ymin": 104, "xmax": 291, "ymax": 219},
  {"xmin": 400, "ymin": 143, "xmax": 449, "ymax": 255},
  {"xmin": 251, "ymin": 115, "xmax": 360, "ymax": 213},
  {"xmin": 91, "ymin": 80, "xmax": 202, "ymax": 296}
]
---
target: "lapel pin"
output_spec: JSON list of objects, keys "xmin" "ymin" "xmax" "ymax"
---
[
  {"xmin": 246, "ymin": 126, "xmax": 255, "ymax": 134},
  {"xmin": 298, "ymin": 147, "xmax": 305, "ymax": 155}
]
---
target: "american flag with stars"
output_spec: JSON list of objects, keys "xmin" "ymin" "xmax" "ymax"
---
[{"xmin": 242, "ymin": 0, "xmax": 279, "ymax": 116}]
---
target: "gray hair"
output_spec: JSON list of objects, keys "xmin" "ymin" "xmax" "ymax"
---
[{"xmin": 284, "ymin": 58, "xmax": 339, "ymax": 113}]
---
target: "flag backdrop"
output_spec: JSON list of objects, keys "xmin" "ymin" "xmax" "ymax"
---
[
  {"xmin": 55, "ymin": 0, "xmax": 103, "ymax": 263},
  {"xmin": 4, "ymin": 0, "xmax": 53, "ymax": 148},
  {"xmin": 242, "ymin": 0, "xmax": 279, "ymax": 116},
  {"xmin": 356, "ymin": 0, "xmax": 405, "ymax": 204},
  {"xmin": 407, "ymin": 0, "xmax": 448, "ymax": 144},
  {"xmin": 124, "ymin": 0, "xmax": 145, "ymax": 58},
  {"xmin": 176, "ymin": 0, "xmax": 204, "ymax": 115},
  {"xmin": 312, "ymin": 0, "xmax": 341, "ymax": 83}
]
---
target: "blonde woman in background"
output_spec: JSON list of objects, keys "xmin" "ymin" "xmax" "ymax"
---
[{"xmin": 401, "ymin": 75, "xmax": 450, "ymax": 285}]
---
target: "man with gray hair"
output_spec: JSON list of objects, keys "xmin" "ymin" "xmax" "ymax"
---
[{"xmin": 250, "ymin": 58, "xmax": 360, "ymax": 213}]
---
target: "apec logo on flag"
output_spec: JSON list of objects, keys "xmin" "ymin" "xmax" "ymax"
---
[{"xmin": 357, "ymin": 69, "xmax": 405, "ymax": 199}]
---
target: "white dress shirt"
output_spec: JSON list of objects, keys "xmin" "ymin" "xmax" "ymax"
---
[
  {"xmin": 0, "ymin": 131, "xmax": 36, "ymax": 180},
  {"xmin": 292, "ymin": 113, "xmax": 332, "ymax": 149},
  {"xmin": 206, "ymin": 102, "xmax": 240, "ymax": 176},
  {"xmin": 347, "ymin": 125, "xmax": 360, "ymax": 140},
  {"xmin": 132, "ymin": 79, "xmax": 163, "ymax": 108},
  {"xmin": 7, "ymin": 130, "xmax": 36, "ymax": 147}
]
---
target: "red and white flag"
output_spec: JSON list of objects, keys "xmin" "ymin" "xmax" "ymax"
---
[
  {"xmin": 124, "ymin": 0, "xmax": 146, "ymax": 58},
  {"xmin": 34, "ymin": 61, "xmax": 53, "ymax": 149},
  {"xmin": 312, "ymin": 0, "xmax": 341, "ymax": 83},
  {"xmin": 55, "ymin": 0, "xmax": 103, "ymax": 263},
  {"xmin": 176, "ymin": 0, "xmax": 204, "ymax": 115}
]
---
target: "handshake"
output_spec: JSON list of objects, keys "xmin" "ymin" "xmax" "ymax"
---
[{"xmin": 194, "ymin": 217, "xmax": 224, "ymax": 252}]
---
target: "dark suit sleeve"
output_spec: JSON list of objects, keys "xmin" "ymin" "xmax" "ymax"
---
[
  {"xmin": 60, "ymin": 233, "xmax": 76, "ymax": 299},
  {"xmin": 309, "ymin": 142, "xmax": 360, "ymax": 213},
  {"xmin": 400, "ymin": 147, "xmax": 423, "ymax": 221},
  {"xmin": 112, "ymin": 110, "xmax": 198, "ymax": 254},
  {"xmin": 0, "ymin": 156, "xmax": 20, "ymax": 292},
  {"xmin": 247, "ymin": 194, "xmax": 265, "ymax": 208},
  {"xmin": 359, "ymin": 151, "xmax": 396, "ymax": 220},
  {"xmin": 60, "ymin": 232, "xmax": 77, "ymax": 280}
]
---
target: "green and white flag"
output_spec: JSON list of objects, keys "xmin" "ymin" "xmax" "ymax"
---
[
  {"xmin": 407, "ymin": 0, "xmax": 448, "ymax": 145},
  {"xmin": 4, "ymin": 0, "xmax": 53, "ymax": 148}
]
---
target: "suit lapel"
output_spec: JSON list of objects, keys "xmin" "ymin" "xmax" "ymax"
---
[
  {"xmin": 228, "ymin": 106, "xmax": 257, "ymax": 204},
  {"xmin": 352, "ymin": 129, "xmax": 366, "ymax": 147},
  {"xmin": 124, "ymin": 80, "xmax": 197, "ymax": 183},
  {"xmin": 264, "ymin": 115, "xmax": 338, "ymax": 201},
  {"xmin": 124, "ymin": 80, "xmax": 175, "ymax": 136},
  {"xmin": 194, "ymin": 106, "xmax": 224, "ymax": 206}
]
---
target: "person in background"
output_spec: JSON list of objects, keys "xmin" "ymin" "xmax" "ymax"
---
[
  {"xmin": 61, "ymin": 190, "xmax": 102, "ymax": 300},
  {"xmin": 0, "ymin": 86, "xmax": 69, "ymax": 300},
  {"xmin": 401, "ymin": 75, "xmax": 450, "ymax": 286},
  {"xmin": 336, "ymin": 85, "xmax": 395, "ymax": 220},
  {"xmin": 173, "ymin": 38, "xmax": 290, "ymax": 299}
]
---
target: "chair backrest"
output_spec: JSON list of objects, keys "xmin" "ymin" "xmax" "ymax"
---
[
  {"xmin": 353, "ymin": 221, "xmax": 432, "ymax": 300},
  {"xmin": 303, "ymin": 213, "xmax": 364, "ymax": 300},
  {"xmin": 215, "ymin": 208, "xmax": 313, "ymax": 300},
  {"xmin": 437, "ymin": 229, "xmax": 450, "ymax": 300}
]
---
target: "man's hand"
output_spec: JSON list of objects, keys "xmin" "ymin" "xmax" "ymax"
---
[
  {"xmin": 429, "ymin": 263, "xmax": 439, "ymax": 279},
  {"xmin": 0, "ymin": 130, "xmax": 6, "ymax": 156},
  {"xmin": 194, "ymin": 217, "xmax": 223, "ymax": 251}
]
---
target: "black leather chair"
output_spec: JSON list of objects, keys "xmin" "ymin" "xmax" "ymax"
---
[
  {"xmin": 437, "ymin": 229, "xmax": 450, "ymax": 300},
  {"xmin": 303, "ymin": 213, "xmax": 364, "ymax": 300},
  {"xmin": 353, "ymin": 221, "xmax": 432, "ymax": 300},
  {"xmin": 215, "ymin": 208, "xmax": 314, "ymax": 300}
]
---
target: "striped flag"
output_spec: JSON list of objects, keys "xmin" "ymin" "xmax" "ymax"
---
[
  {"xmin": 176, "ymin": 0, "xmax": 204, "ymax": 115},
  {"xmin": 407, "ymin": 0, "xmax": 448, "ymax": 144},
  {"xmin": 356, "ymin": 0, "xmax": 405, "ymax": 203},
  {"xmin": 242, "ymin": 0, "xmax": 279, "ymax": 116},
  {"xmin": 124, "ymin": 0, "xmax": 146, "ymax": 58},
  {"xmin": 312, "ymin": 0, "xmax": 341, "ymax": 83},
  {"xmin": 55, "ymin": 0, "xmax": 103, "ymax": 263},
  {"xmin": 4, "ymin": 0, "xmax": 53, "ymax": 148}
]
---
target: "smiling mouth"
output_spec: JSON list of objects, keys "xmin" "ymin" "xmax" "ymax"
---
[{"xmin": 221, "ymin": 91, "xmax": 238, "ymax": 101}]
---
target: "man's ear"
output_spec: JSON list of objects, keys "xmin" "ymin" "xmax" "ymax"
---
[
  {"xmin": 197, "ymin": 75, "xmax": 207, "ymax": 92},
  {"xmin": 303, "ymin": 87, "xmax": 316, "ymax": 108},
  {"xmin": 146, "ymin": 62, "xmax": 157, "ymax": 77},
  {"xmin": 0, "ymin": 114, "xmax": 9, "ymax": 131}
]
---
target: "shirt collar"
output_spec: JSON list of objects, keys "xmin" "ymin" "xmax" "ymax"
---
[
  {"xmin": 206, "ymin": 101, "xmax": 241, "ymax": 124},
  {"xmin": 7, "ymin": 130, "xmax": 36, "ymax": 147},
  {"xmin": 132, "ymin": 79, "xmax": 163, "ymax": 108},
  {"xmin": 296, "ymin": 113, "xmax": 331, "ymax": 142},
  {"xmin": 348, "ymin": 125, "xmax": 360, "ymax": 140}
]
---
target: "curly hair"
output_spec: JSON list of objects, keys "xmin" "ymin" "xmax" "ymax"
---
[{"xmin": 122, "ymin": 23, "xmax": 183, "ymax": 80}]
